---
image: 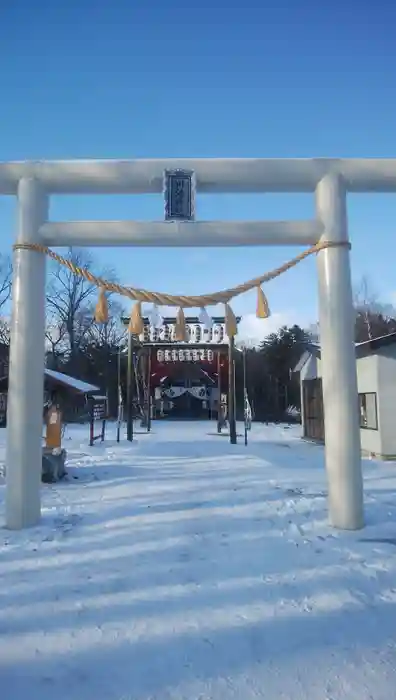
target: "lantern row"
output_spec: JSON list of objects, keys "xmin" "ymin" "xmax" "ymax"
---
[
  {"xmin": 144, "ymin": 323, "xmax": 226, "ymax": 344},
  {"xmin": 156, "ymin": 348, "xmax": 215, "ymax": 363}
]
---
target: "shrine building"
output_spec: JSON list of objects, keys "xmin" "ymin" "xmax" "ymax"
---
[{"xmin": 140, "ymin": 315, "xmax": 240, "ymax": 420}]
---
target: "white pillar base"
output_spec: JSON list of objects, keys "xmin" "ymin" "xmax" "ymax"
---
[
  {"xmin": 5, "ymin": 178, "xmax": 47, "ymax": 530},
  {"xmin": 316, "ymin": 174, "xmax": 364, "ymax": 530}
]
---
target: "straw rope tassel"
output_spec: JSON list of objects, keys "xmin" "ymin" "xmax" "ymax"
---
[
  {"xmin": 175, "ymin": 308, "xmax": 187, "ymax": 342},
  {"xmin": 225, "ymin": 303, "xmax": 238, "ymax": 338},
  {"xmin": 257, "ymin": 286, "xmax": 270, "ymax": 319},
  {"xmin": 129, "ymin": 301, "xmax": 144, "ymax": 335},
  {"xmin": 94, "ymin": 287, "xmax": 109, "ymax": 324}
]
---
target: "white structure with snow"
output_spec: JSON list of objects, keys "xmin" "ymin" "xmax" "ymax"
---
[
  {"xmin": 296, "ymin": 332, "xmax": 396, "ymax": 460},
  {"xmin": 4, "ymin": 157, "xmax": 396, "ymax": 530}
]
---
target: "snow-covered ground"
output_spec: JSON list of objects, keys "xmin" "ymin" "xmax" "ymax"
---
[{"xmin": 1, "ymin": 420, "xmax": 396, "ymax": 700}]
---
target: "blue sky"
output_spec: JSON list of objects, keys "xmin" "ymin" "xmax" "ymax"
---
[{"xmin": 1, "ymin": 0, "xmax": 396, "ymax": 340}]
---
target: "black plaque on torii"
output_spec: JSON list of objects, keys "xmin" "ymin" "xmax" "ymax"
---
[{"xmin": 164, "ymin": 169, "xmax": 196, "ymax": 221}]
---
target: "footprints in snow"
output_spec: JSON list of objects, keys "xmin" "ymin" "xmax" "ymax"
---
[{"xmin": 42, "ymin": 512, "xmax": 83, "ymax": 542}]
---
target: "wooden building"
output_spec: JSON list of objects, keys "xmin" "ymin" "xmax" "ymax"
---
[
  {"xmin": 0, "ymin": 365, "xmax": 99, "ymax": 425},
  {"xmin": 294, "ymin": 333, "xmax": 396, "ymax": 460}
]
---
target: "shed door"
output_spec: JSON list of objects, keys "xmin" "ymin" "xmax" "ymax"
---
[{"xmin": 303, "ymin": 378, "xmax": 324, "ymax": 441}]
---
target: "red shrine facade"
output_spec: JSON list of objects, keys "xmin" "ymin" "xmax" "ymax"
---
[{"xmin": 141, "ymin": 316, "xmax": 238, "ymax": 420}]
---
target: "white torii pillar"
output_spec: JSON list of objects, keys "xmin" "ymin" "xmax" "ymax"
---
[
  {"xmin": 6, "ymin": 178, "xmax": 47, "ymax": 529},
  {"xmin": 316, "ymin": 174, "xmax": 364, "ymax": 530}
]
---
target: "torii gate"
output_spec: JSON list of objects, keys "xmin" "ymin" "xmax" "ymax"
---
[{"xmin": 3, "ymin": 157, "xmax": 391, "ymax": 531}]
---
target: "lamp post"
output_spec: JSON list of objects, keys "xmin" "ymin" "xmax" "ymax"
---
[
  {"xmin": 146, "ymin": 347, "xmax": 152, "ymax": 433},
  {"xmin": 116, "ymin": 337, "xmax": 128, "ymax": 443},
  {"xmin": 243, "ymin": 345, "xmax": 248, "ymax": 445},
  {"xmin": 120, "ymin": 316, "xmax": 140, "ymax": 443},
  {"xmin": 126, "ymin": 330, "xmax": 134, "ymax": 442},
  {"xmin": 117, "ymin": 344, "xmax": 122, "ymax": 443},
  {"xmin": 217, "ymin": 351, "xmax": 222, "ymax": 433},
  {"xmin": 228, "ymin": 336, "xmax": 237, "ymax": 445}
]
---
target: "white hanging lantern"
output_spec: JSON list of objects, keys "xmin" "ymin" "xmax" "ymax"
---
[
  {"xmin": 150, "ymin": 304, "xmax": 163, "ymax": 330},
  {"xmin": 199, "ymin": 307, "xmax": 213, "ymax": 329}
]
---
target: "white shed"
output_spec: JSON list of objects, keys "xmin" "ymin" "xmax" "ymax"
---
[{"xmin": 294, "ymin": 332, "xmax": 396, "ymax": 460}]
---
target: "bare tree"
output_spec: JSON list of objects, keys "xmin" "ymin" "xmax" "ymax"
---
[
  {"xmin": 73, "ymin": 299, "xmax": 127, "ymax": 414},
  {"xmin": 0, "ymin": 319, "xmax": 10, "ymax": 346},
  {"xmin": 0, "ymin": 254, "xmax": 13, "ymax": 345},
  {"xmin": 45, "ymin": 248, "xmax": 122, "ymax": 366},
  {"xmin": 86, "ymin": 298, "xmax": 127, "ymax": 350},
  {"xmin": 354, "ymin": 275, "xmax": 396, "ymax": 342},
  {"xmin": 305, "ymin": 322, "xmax": 320, "ymax": 343},
  {"xmin": 354, "ymin": 276, "xmax": 377, "ymax": 340},
  {"xmin": 46, "ymin": 248, "xmax": 96, "ymax": 362},
  {"xmin": 0, "ymin": 254, "xmax": 12, "ymax": 310}
]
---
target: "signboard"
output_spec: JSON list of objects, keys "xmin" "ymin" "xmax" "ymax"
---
[
  {"xmin": 89, "ymin": 396, "xmax": 107, "ymax": 446},
  {"xmin": 164, "ymin": 169, "xmax": 195, "ymax": 221},
  {"xmin": 91, "ymin": 396, "xmax": 107, "ymax": 421},
  {"xmin": 156, "ymin": 348, "xmax": 214, "ymax": 363},
  {"xmin": 93, "ymin": 402, "xmax": 106, "ymax": 421}
]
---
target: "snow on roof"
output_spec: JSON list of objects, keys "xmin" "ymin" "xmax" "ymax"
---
[
  {"xmin": 294, "ymin": 333, "xmax": 396, "ymax": 372},
  {"xmin": 355, "ymin": 331, "xmax": 396, "ymax": 348},
  {"xmin": 44, "ymin": 369, "xmax": 99, "ymax": 394},
  {"xmin": 293, "ymin": 350, "xmax": 311, "ymax": 373}
]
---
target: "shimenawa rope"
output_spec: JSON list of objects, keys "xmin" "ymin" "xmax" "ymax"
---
[{"xmin": 12, "ymin": 240, "xmax": 350, "ymax": 309}]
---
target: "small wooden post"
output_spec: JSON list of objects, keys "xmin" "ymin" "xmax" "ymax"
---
[
  {"xmin": 116, "ymin": 402, "xmax": 122, "ymax": 443},
  {"xmin": 89, "ymin": 398, "xmax": 94, "ymax": 447},
  {"xmin": 45, "ymin": 404, "xmax": 62, "ymax": 450}
]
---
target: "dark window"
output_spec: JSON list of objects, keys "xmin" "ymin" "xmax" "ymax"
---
[{"xmin": 359, "ymin": 393, "xmax": 378, "ymax": 430}]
